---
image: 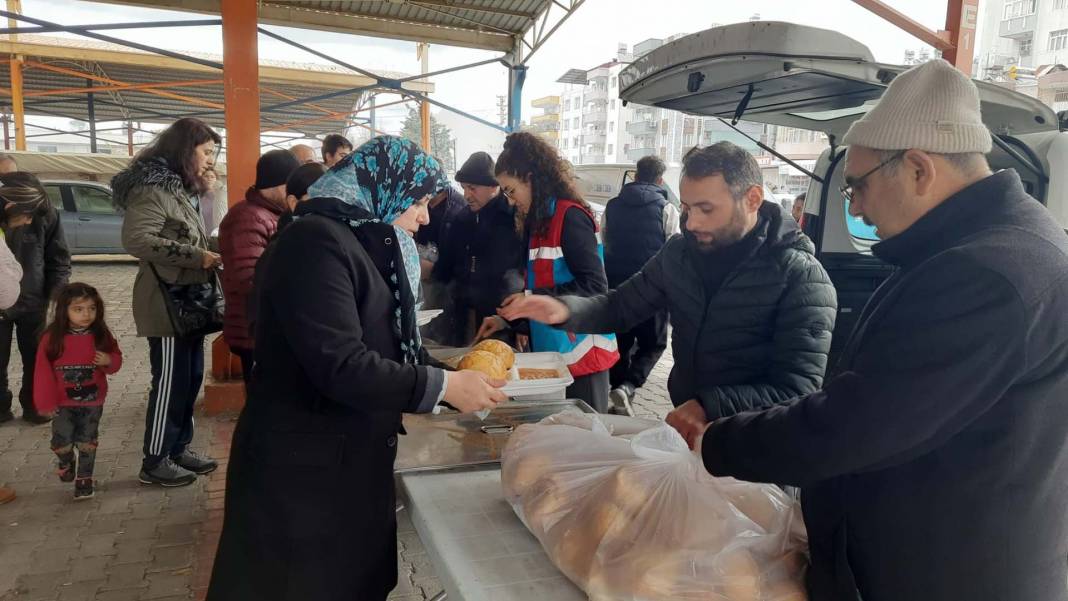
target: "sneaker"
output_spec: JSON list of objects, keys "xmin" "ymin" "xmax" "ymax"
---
[
  {"xmin": 74, "ymin": 478, "xmax": 94, "ymax": 501},
  {"xmin": 0, "ymin": 410, "xmax": 13, "ymax": 424},
  {"xmin": 0, "ymin": 486, "xmax": 14, "ymax": 505},
  {"xmin": 609, "ymin": 385, "xmax": 635, "ymax": 417},
  {"xmin": 57, "ymin": 462, "xmax": 75, "ymax": 483},
  {"xmin": 171, "ymin": 450, "xmax": 218, "ymax": 475},
  {"xmin": 139, "ymin": 458, "xmax": 197, "ymax": 487},
  {"xmin": 22, "ymin": 411, "xmax": 52, "ymax": 425}
]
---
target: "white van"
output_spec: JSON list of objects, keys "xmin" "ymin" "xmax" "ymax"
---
[{"xmin": 619, "ymin": 21, "xmax": 1065, "ymax": 363}]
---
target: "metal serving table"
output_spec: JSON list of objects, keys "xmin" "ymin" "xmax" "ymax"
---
[{"xmin": 395, "ymin": 400, "xmax": 591, "ymax": 601}]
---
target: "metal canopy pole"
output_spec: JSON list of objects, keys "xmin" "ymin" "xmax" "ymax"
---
[
  {"xmin": 222, "ymin": 0, "xmax": 260, "ymax": 207},
  {"xmin": 507, "ymin": 63, "xmax": 528, "ymax": 133},
  {"xmin": 418, "ymin": 42, "xmax": 431, "ymax": 151},
  {"xmin": 941, "ymin": 0, "xmax": 978, "ymax": 76},
  {"xmin": 10, "ymin": 56, "xmax": 24, "ymax": 150},
  {"xmin": 86, "ymin": 79, "xmax": 97, "ymax": 153}
]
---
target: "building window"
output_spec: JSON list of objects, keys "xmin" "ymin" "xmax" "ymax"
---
[
  {"xmin": 1056, "ymin": 0, "xmax": 1067, "ymax": 9},
  {"xmin": 1020, "ymin": 37, "xmax": 1032, "ymax": 56},
  {"xmin": 563, "ymin": 139, "xmax": 568, "ymax": 149},
  {"xmin": 1003, "ymin": 0, "xmax": 1035, "ymax": 18},
  {"xmin": 573, "ymin": 117, "xmax": 580, "ymax": 128},
  {"xmin": 610, "ymin": 76, "xmax": 617, "ymax": 88},
  {"xmin": 1049, "ymin": 29, "xmax": 1068, "ymax": 52},
  {"xmin": 1055, "ymin": 92, "xmax": 1068, "ymax": 103},
  {"xmin": 607, "ymin": 144, "xmax": 614, "ymax": 155},
  {"xmin": 608, "ymin": 122, "xmax": 615, "ymax": 132}
]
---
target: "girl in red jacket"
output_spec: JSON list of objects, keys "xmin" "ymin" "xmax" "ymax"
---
[{"xmin": 34, "ymin": 282, "xmax": 122, "ymax": 500}]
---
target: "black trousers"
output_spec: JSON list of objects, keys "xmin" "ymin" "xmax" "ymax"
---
[
  {"xmin": 143, "ymin": 336, "xmax": 204, "ymax": 469},
  {"xmin": 609, "ymin": 310, "xmax": 668, "ymax": 390},
  {"xmin": 567, "ymin": 370, "xmax": 610, "ymax": 413},
  {"xmin": 0, "ymin": 311, "xmax": 46, "ymax": 416},
  {"xmin": 233, "ymin": 347, "xmax": 254, "ymax": 390}
]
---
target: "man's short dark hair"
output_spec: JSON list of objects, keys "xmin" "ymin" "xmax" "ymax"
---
[
  {"xmin": 322, "ymin": 134, "xmax": 353, "ymax": 159},
  {"xmin": 682, "ymin": 141, "xmax": 763, "ymax": 201},
  {"xmin": 794, "ymin": 192, "xmax": 806, "ymax": 205},
  {"xmin": 635, "ymin": 155, "xmax": 666, "ymax": 184}
]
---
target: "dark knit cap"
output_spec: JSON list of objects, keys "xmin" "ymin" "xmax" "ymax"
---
[
  {"xmin": 455, "ymin": 151, "xmax": 498, "ymax": 187},
  {"xmin": 255, "ymin": 149, "xmax": 301, "ymax": 190}
]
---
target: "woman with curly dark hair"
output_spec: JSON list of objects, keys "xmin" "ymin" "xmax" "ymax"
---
[{"xmin": 475, "ymin": 131, "xmax": 619, "ymax": 411}]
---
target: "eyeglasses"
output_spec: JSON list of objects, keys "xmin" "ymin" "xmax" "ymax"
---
[{"xmin": 840, "ymin": 151, "xmax": 905, "ymax": 202}]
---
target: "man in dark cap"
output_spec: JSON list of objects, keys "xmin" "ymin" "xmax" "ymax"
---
[
  {"xmin": 218, "ymin": 149, "xmax": 301, "ymax": 386},
  {"xmin": 431, "ymin": 151, "xmax": 525, "ymax": 345}
]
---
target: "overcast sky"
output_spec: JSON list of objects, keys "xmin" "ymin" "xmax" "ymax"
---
[{"xmin": 22, "ymin": 0, "xmax": 961, "ymax": 136}]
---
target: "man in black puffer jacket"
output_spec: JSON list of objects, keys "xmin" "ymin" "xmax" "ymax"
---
[
  {"xmin": 499, "ymin": 141, "xmax": 837, "ymax": 424},
  {"xmin": 602, "ymin": 155, "xmax": 680, "ymax": 415}
]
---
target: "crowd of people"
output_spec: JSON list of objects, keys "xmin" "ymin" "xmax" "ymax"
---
[{"xmin": 0, "ymin": 57, "xmax": 1067, "ymax": 601}]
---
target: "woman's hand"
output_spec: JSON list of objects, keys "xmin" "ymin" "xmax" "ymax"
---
[
  {"xmin": 474, "ymin": 316, "xmax": 507, "ymax": 343},
  {"xmin": 201, "ymin": 250, "xmax": 222, "ymax": 270},
  {"xmin": 444, "ymin": 370, "xmax": 507, "ymax": 413}
]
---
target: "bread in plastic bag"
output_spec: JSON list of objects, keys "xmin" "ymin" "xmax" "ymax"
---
[{"xmin": 501, "ymin": 410, "xmax": 809, "ymax": 601}]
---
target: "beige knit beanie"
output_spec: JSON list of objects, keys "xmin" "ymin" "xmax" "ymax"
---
[{"xmin": 843, "ymin": 59, "xmax": 991, "ymax": 154}]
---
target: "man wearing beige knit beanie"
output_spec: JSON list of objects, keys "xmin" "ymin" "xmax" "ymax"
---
[{"xmin": 698, "ymin": 59, "xmax": 1068, "ymax": 601}]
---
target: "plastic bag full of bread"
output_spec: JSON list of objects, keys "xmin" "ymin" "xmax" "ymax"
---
[{"xmin": 501, "ymin": 410, "xmax": 810, "ymax": 601}]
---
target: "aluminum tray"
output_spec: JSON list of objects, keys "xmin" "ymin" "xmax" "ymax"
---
[{"xmin": 395, "ymin": 399, "xmax": 593, "ymax": 473}]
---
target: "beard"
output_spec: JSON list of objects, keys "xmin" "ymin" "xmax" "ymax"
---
[{"xmin": 683, "ymin": 208, "xmax": 749, "ymax": 254}]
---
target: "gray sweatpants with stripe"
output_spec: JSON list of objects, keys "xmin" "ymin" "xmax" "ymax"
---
[{"xmin": 143, "ymin": 336, "xmax": 205, "ymax": 470}]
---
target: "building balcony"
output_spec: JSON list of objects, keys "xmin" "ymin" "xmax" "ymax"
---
[
  {"xmin": 583, "ymin": 130, "xmax": 607, "ymax": 144},
  {"xmin": 582, "ymin": 110, "xmax": 608, "ymax": 123},
  {"xmin": 626, "ymin": 146, "xmax": 656, "ymax": 161},
  {"xmin": 626, "ymin": 120, "xmax": 657, "ymax": 136},
  {"xmin": 532, "ymin": 113, "xmax": 560, "ymax": 125},
  {"xmin": 532, "ymin": 95, "xmax": 561, "ymax": 110},
  {"xmin": 584, "ymin": 85, "xmax": 608, "ymax": 100},
  {"xmin": 1000, "ymin": 14, "xmax": 1036, "ymax": 39}
]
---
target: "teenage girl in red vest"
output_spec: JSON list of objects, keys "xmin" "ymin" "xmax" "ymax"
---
[{"xmin": 476, "ymin": 132, "xmax": 619, "ymax": 411}]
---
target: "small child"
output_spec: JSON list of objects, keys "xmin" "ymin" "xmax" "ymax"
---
[{"xmin": 34, "ymin": 283, "xmax": 122, "ymax": 500}]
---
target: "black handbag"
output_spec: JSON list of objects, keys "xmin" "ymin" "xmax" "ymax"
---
[{"xmin": 149, "ymin": 264, "xmax": 224, "ymax": 339}]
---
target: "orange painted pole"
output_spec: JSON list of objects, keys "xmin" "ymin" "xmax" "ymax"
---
[
  {"xmin": 850, "ymin": 0, "xmax": 953, "ymax": 51},
  {"xmin": 222, "ymin": 0, "xmax": 260, "ymax": 208},
  {"xmin": 418, "ymin": 43, "xmax": 431, "ymax": 151},
  {"xmin": 940, "ymin": 0, "xmax": 978, "ymax": 76},
  {"xmin": 10, "ymin": 56, "xmax": 24, "ymax": 150}
]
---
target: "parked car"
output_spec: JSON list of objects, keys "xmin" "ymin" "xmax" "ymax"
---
[
  {"xmin": 619, "ymin": 20, "xmax": 1065, "ymax": 365},
  {"xmin": 43, "ymin": 180, "xmax": 125, "ymax": 255}
]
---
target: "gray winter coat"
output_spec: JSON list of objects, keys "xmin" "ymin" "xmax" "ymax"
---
[
  {"xmin": 112, "ymin": 158, "xmax": 212, "ymax": 338},
  {"xmin": 562, "ymin": 201, "xmax": 838, "ymax": 418}
]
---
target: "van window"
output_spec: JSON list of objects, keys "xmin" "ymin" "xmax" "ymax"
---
[
  {"xmin": 72, "ymin": 186, "xmax": 116, "ymax": 214},
  {"xmin": 44, "ymin": 185, "xmax": 64, "ymax": 210},
  {"xmin": 843, "ymin": 197, "xmax": 879, "ymax": 241}
]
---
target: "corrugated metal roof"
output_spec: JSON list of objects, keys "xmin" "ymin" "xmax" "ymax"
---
[
  {"xmin": 2, "ymin": 34, "xmax": 427, "ymax": 137},
  {"xmin": 89, "ymin": 0, "xmax": 560, "ymax": 51}
]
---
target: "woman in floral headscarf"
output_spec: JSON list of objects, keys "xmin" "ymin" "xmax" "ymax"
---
[{"xmin": 207, "ymin": 136, "xmax": 505, "ymax": 601}]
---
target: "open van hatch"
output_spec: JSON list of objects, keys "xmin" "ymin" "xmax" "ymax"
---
[{"xmin": 619, "ymin": 21, "xmax": 1058, "ymax": 139}]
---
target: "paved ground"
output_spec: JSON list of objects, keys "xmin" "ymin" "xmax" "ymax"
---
[{"xmin": 0, "ymin": 260, "xmax": 676, "ymax": 600}]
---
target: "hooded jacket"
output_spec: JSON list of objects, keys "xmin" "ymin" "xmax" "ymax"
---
[{"xmin": 113, "ymin": 157, "xmax": 213, "ymax": 338}]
